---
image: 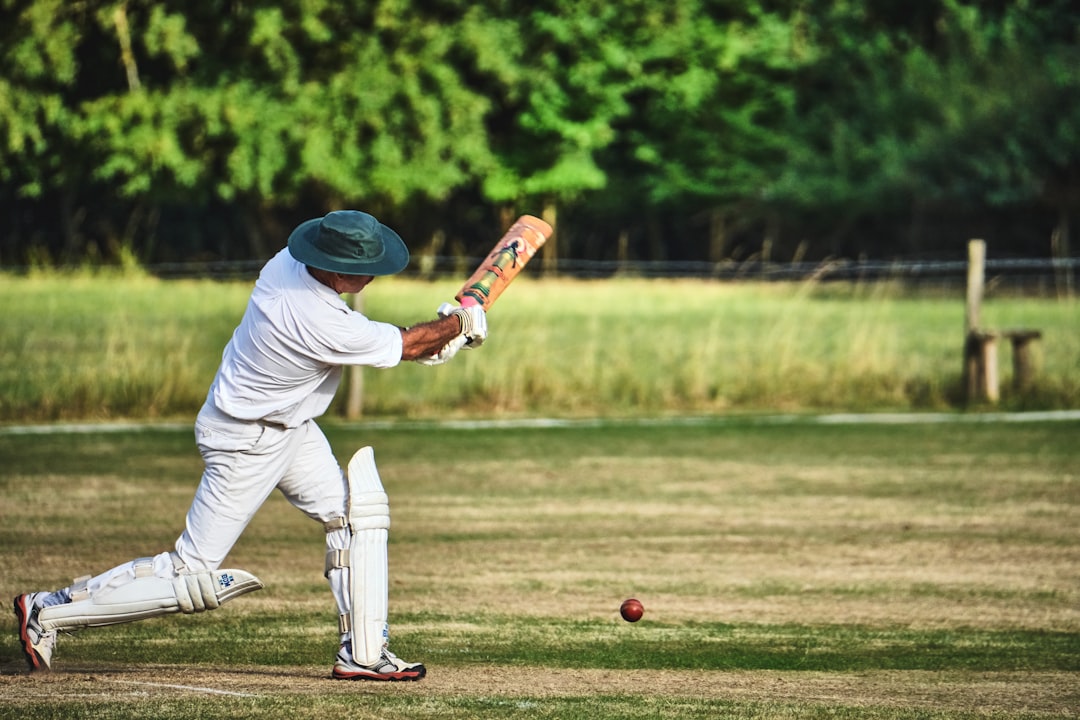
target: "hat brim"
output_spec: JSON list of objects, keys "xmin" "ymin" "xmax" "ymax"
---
[{"xmin": 287, "ymin": 218, "xmax": 410, "ymax": 276}]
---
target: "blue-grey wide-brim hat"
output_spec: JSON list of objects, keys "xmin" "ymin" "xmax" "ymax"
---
[{"xmin": 287, "ymin": 210, "xmax": 409, "ymax": 276}]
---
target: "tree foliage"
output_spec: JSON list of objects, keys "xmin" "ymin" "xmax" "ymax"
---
[{"xmin": 0, "ymin": 0, "xmax": 1077, "ymax": 266}]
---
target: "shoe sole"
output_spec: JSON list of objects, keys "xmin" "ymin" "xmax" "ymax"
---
[
  {"xmin": 332, "ymin": 666, "xmax": 426, "ymax": 681},
  {"xmin": 13, "ymin": 595, "xmax": 45, "ymax": 672}
]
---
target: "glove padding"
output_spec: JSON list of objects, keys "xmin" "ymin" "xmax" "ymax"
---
[
  {"xmin": 415, "ymin": 334, "xmax": 468, "ymax": 366},
  {"xmin": 437, "ymin": 302, "xmax": 487, "ymax": 348}
]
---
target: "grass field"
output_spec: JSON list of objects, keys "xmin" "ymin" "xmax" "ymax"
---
[
  {"xmin": 0, "ymin": 416, "xmax": 1077, "ymax": 718},
  {"xmin": 2, "ymin": 272, "xmax": 1078, "ymax": 422}
]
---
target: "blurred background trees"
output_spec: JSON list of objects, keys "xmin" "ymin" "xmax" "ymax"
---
[{"xmin": 1, "ymin": 0, "xmax": 1077, "ymax": 268}]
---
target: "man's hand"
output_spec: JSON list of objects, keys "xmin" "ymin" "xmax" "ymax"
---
[
  {"xmin": 399, "ymin": 303, "xmax": 487, "ymax": 362},
  {"xmin": 438, "ymin": 303, "xmax": 487, "ymax": 347},
  {"xmin": 414, "ymin": 334, "xmax": 468, "ymax": 366}
]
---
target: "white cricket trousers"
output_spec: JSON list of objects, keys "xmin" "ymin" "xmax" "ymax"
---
[
  {"xmin": 178, "ymin": 401, "xmax": 348, "ymax": 570},
  {"xmin": 68, "ymin": 401, "xmax": 352, "ymax": 628}
]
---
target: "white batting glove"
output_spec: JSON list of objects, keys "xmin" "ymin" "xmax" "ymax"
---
[
  {"xmin": 437, "ymin": 302, "xmax": 487, "ymax": 348},
  {"xmin": 414, "ymin": 334, "xmax": 468, "ymax": 366}
]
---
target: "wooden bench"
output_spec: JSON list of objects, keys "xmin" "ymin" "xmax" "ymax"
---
[
  {"xmin": 964, "ymin": 328, "xmax": 1042, "ymax": 403},
  {"xmin": 962, "ymin": 240, "xmax": 1043, "ymax": 404}
]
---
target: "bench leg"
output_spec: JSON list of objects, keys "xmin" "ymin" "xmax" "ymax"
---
[
  {"xmin": 981, "ymin": 337, "xmax": 999, "ymax": 402},
  {"xmin": 1012, "ymin": 339, "xmax": 1036, "ymax": 391},
  {"xmin": 964, "ymin": 333, "xmax": 999, "ymax": 403}
]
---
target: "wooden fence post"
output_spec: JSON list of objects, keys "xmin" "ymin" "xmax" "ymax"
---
[
  {"xmin": 962, "ymin": 239, "xmax": 999, "ymax": 404},
  {"xmin": 345, "ymin": 292, "xmax": 364, "ymax": 419},
  {"xmin": 541, "ymin": 200, "xmax": 558, "ymax": 275},
  {"xmin": 965, "ymin": 239, "xmax": 984, "ymax": 334}
]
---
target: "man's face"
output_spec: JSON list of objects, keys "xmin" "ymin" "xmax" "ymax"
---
[{"xmin": 332, "ymin": 273, "xmax": 375, "ymax": 294}]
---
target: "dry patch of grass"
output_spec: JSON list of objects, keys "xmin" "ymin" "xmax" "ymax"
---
[
  {"xmin": 384, "ymin": 454, "xmax": 1079, "ymax": 632},
  {"xmin": 0, "ymin": 420, "xmax": 1076, "ymax": 718},
  {"xmin": 0, "ymin": 666, "xmax": 1076, "ymax": 717}
]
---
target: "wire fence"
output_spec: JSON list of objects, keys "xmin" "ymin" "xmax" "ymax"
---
[{"xmin": 148, "ymin": 255, "xmax": 1079, "ymax": 296}]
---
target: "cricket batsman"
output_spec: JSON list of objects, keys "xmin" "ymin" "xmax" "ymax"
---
[{"xmin": 14, "ymin": 210, "xmax": 488, "ymax": 681}]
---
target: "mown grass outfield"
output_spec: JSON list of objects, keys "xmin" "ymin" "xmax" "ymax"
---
[{"xmin": 0, "ymin": 417, "xmax": 1077, "ymax": 719}]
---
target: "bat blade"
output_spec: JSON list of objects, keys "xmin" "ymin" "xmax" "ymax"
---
[{"xmin": 456, "ymin": 215, "xmax": 552, "ymax": 309}]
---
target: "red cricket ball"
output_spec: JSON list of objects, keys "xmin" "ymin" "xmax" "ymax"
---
[{"xmin": 620, "ymin": 598, "xmax": 644, "ymax": 622}]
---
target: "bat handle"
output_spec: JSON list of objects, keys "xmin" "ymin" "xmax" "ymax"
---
[{"xmin": 458, "ymin": 295, "xmax": 483, "ymax": 309}]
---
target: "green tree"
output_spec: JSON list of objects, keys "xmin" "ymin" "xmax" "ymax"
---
[
  {"xmin": 467, "ymin": 0, "xmax": 802, "ymax": 263},
  {"xmin": 607, "ymin": 0, "xmax": 808, "ymax": 262},
  {"xmin": 2, "ymin": 0, "xmax": 1076, "ymax": 267},
  {"xmin": 0, "ymin": 0, "xmax": 83, "ymax": 261},
  {"xmin": 769, "ymin": 0, "xmax": 1080, "ymax": 256},
  {"xmin": 2, "ymin": 0, "xmax": 501, "ymax": 263}
]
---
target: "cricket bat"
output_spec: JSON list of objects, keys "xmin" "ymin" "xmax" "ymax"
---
[{"xmin": 456, "ymin": 215, "xmax": 552, "ymax": 309}]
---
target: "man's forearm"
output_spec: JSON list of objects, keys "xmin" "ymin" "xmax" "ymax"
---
[{"xmin": 399, "ymin": 315, "xmax": 462, "ymax": 360}]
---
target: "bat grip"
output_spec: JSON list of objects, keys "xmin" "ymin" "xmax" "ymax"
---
[{"xmin": 458, "ymin": 295, "xmax": 482, "ymax": 309}]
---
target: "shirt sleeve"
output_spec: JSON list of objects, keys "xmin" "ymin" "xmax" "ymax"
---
[{"xmin": 315, "ymin": 309, "xmax": 404, "ymax": 369}]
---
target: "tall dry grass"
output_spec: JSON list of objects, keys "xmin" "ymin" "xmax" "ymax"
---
[{"xmin": 1, "ymin": 271, "xmax": 1076, "ymax": 422}]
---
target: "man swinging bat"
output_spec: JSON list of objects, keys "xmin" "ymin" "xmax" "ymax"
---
[{"xmin": 14, "ymin": 210, "xmax": 550, "ymax": 681}]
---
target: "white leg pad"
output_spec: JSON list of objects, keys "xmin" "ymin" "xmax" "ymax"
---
[
  {"xmin": 345, "ymin": 446, "xmax": 391, "ymax": 665},
  {"xmin": 38, "ymin": 557, "xmax": 263, "ymax": 632}
]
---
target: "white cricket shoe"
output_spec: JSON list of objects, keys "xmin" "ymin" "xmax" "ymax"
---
[
  {"xmin": 14, "ymin": 593, "xmax": 57, "ymax": 672},
  {"xmin": 332, "ymin": 644, "xmax": 426, "ymax": 681}
]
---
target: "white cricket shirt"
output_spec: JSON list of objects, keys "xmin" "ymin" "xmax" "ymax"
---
[{"xmin": 208, "ymin": 248, "xmax": 403, "ymax": 427}]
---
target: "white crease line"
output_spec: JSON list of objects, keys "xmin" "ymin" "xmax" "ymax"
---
[
  {"xmin": 0, "ymin": 421, "xmax": 189, "ymax": 435},
  {"xmin": 109, "ymin": 679, "xmax": 260, "ymax": 698},
  {"xmin": 1, "ymin": 410, "xmax": 1079, "ymax": 436}
]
